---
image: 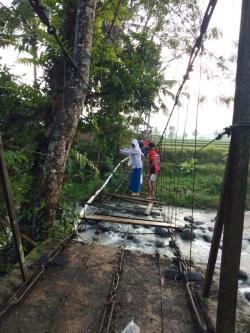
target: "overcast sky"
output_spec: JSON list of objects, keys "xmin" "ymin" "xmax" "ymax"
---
[
  {"xmin": 151, "ymin": 0, "xmax": 242, "ymax": 138},
  {"xmin": 0, "ymin": 0, "xmax": 242, "ymax": 139}
]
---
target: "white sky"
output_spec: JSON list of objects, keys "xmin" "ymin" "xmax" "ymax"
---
[
  {"xmin": 151, "ymin": 0, "xmax": 242, "ymax": 138},
  {"xmin": 0, "ymin": 0, "xmax": 242, "ymax": 139}
]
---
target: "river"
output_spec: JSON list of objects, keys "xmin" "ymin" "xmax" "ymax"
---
[{"xmin": 78, "ymin": 206, "xmax": 250, "ymax": 304}]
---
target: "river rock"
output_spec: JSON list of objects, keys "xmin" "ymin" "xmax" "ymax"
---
[
  {"xmin": 181, "ymin": 227, "xmax": 196, "ymax": 241},
  {"xmin": 245, "ymin": 292, "xmax": 250, "ymax": 302},
  {"xmin": 208, "ymin": 227, "xmax": 214, "ymax": 232},
  {"xmin": 239, "ymin": 269, "xmax": 248, "ymax": 281},
  {"xmin": 202, "ymin": 234, "xmax": 212, "ymax": 243},
  {"xmin": 195, "ymin": 220, "xmax": 205, "ymax": 225},
  {"xmin": 169, "ymin": 240, "xmax": 176, "ymax": 248},
  {"xmin": 132, "ymin": 225, "xmax": 140, "ymax": 229},
  {"xmin": 97, "ymin": 224, "xmax": 110, "ymax": 232},
  {"xmin": 155, "ymin": 240, "xmax": 165, "ymax": 248},
  {"xmin": 127, "ymin": 233, "xmax": 135, "ymax": 240},
  {"xmin": 199, "ymin": 226, "xmax": 206, "ymax": 231},
  {"xmin": 155, "ymin": 227, "xmax": 171, "ymax": 237},
  {"xmin": 184, "ymin": 215, "xmax": 194, "ymax": 223}
]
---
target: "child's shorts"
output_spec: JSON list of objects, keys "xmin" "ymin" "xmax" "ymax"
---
[{"xmin": 149, "ymin": 174, "xmax": 157, "ymax": 181}]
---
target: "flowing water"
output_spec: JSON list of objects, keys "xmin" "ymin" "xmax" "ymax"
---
[{"xmin": 78, "ymin": 206, "xmax": 250, "ymax": 304}]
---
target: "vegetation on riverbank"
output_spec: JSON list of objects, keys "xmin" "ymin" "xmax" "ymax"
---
[{"xmin": 156, "ymin": 143, "xmax": 250, "ymax": 209}]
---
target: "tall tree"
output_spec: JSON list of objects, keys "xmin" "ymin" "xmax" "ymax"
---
[{"xmin": 40, "ymin": 0, "xmax": 97, "ymax": 231}]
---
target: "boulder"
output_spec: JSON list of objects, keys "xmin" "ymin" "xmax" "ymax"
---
[
  {"xmin": 199, "ymin": 226, "xmax": 206, "ymax": 231},
  {"xmin": 239, "ymin": 269, "xmax": 248, "ymax": 282},
  {"xmin": 202, "ymin": 234, "xmax": 212, "ymax": 243},
  {"xmin": 181, "ymin": 227, "xmax": 196, "ymax": 241},
  {"xmin": 208, "ymin": 227, "xmax": 214, "ymax": 232},
  {"xmin": 155, "ymin": 227, "xmax": 171, "ymax": 238},
  {"xmin": 184, "ymin": 215, "xmax": 194, "ymax": 223},
  {"xmin": 245, "ymin": 292, "xmax": 250, "ymax": 302}
]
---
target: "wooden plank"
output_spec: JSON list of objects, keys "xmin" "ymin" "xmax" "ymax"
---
[
  {"xmin": 84, "ymin": 213, "xmax": 181, "ymax": 230},
  {"xmin": 103, "ymin": 192, "xmax": 165, "ymax": 205},
  {"xmin": 88, "ymin": 210, "xmax": 164, "ymax": 223},
  {"xmin": 144, "ymin": 203, "xmax": 154, "ymax": 216}
]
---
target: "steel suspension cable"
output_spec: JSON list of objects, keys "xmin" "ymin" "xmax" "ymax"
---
[
  {"xmin": 173, "ymin": 101, "xmax": 190, "ymax": 230},
  {"xmin": 27, "ymin": 0, "xmax": 90, "ymax": 89},
  {"xmin": 189, "ymin": 53, "xmax": 203, "ymax": 271},
  {"xmin": 158, "ymin": 0, "xmax": 218, "ymax": 146}
]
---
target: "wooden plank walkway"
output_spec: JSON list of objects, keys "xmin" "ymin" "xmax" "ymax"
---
[{"xmin": 85, "ymin": 213, "xmax": 181, "ymax": 229}]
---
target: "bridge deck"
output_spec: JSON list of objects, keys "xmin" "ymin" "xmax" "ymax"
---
[{"xmin": 0, "ymin": 242, "xmax": 198, "ymax": 333}]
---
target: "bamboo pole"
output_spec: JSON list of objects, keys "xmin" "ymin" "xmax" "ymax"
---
[{"xmin": 0, "ymin": 134, "xmax": 27, "ymax": 281}]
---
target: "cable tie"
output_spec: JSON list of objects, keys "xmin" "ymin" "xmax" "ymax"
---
[{"xmin": 47, "ymin": 26, "xmax": 57, "ymax": 35}]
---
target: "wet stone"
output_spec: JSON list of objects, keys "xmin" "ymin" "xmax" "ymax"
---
[
  {"xmin": 245, "ymin": 292, "xmax": 250, "ymax": 302},
  {"xmin": 184, "ymin": 215, "xmax": 194, "ymax": 223},
  {"xmin": 155, "ymin": 227, "xmax": 171, "ymax": 238},
  {"xmin": 208, "ymin": 227, "xmax": 214, "ymax": 232},
  {"xmin": 97, "ymin": 224, "xmax": 110, "ymax": 232},
  {"xmin": 127, "ymin": 234, "xmax": 135, "ymax": 240},
  {"xmin": 195, "ymin": 221, "xmax": 205, "ymax": 225},
  {"xmin": 181, "ymin": 227, "xmax": 196, "ymax": 241},
  {"xmin": 155, "ymin": 240, "xmax": 165, "ymax": 248},
  {"xmin": 202, "ymin": 234, "xmax": 212, "ymax": 243},
  {"xmin": 239, "ymin": 269, "xmax": 248, "ymax": 282}
]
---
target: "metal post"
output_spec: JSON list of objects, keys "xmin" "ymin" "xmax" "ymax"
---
[
  {"xmin": 0, "ymin": 134, "xmax": 27, "ymax": 281},
  {"xmin": 202, "ymin": 161, "xmax": 229, "ymax": 298},
  {"xmin": 216, "ymin": 1, "xmax": 250, "ymax": 332}
]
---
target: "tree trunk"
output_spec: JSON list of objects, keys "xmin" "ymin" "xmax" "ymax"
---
[{"xmin": 40, "ymin": 0, "xmax": 97, "ymax": 230}]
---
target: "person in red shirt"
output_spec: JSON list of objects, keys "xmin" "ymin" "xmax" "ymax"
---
[{"xmin": 147, "ymin": 142, "xmax": 160, "ymax": 199}]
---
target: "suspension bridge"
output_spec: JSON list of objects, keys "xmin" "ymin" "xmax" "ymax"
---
[
  {"xmin": 0, "ymin": 156, "xmax": 216, "ymax": 333},
  {"xmin": 0, "ymin": 0, "xmax": 250, "ymax": 332}
]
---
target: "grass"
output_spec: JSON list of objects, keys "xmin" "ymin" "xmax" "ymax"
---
[{"xmin": 155, "ymin": 143, "xmax": 250, "ymax": 209}]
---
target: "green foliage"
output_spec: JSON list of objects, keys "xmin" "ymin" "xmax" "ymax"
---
[
  {"xmin": 4, "ymin": 150, "xmax": 28, "ymax": 169},
  {"xmin": 48, "ymin": 201, "xmax": 78, "ymax": 239},
  {"xmin": 180, "ymin": 158, "xmax": 197, "ymax": 174}
]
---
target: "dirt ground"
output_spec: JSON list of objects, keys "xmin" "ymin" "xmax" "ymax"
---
[{"xmin": 0, "ymin": 241, "xmax": 249, "ymax": 333}]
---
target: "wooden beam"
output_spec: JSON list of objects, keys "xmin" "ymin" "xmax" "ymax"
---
[
  {"xmin": 84, "ymin": 213, "xmax": 181, "ymax": 229},
  {"xmin": 103, "ymin": 192, "xmax": 165, "ymax": 205}
]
